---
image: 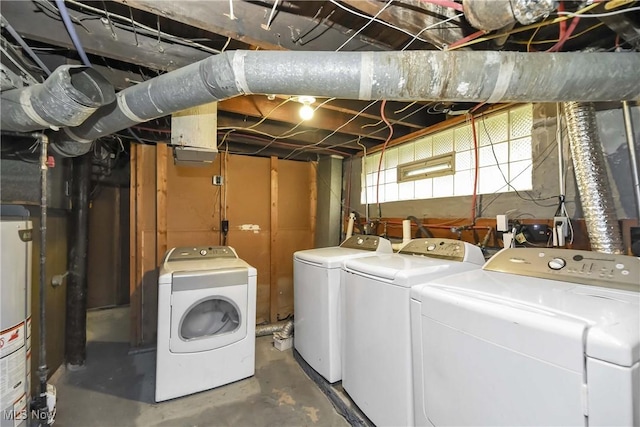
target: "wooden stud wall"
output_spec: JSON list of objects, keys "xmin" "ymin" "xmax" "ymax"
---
[
  {"xmin": 129, "ymin": 144, "xmax": 158, "ymax": 346},
  {"xmin": 130, "ymin": 147, "xmax": 315, "ymax": 346}
]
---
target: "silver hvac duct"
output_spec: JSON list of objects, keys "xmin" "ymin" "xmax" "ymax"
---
[
  {"xmin": 564, "ymin": 102, "xmax": 624, "ymax": 254},
  {"xmin": 1, "ymin": 65, "xmax": 115, "ymax": 132},
  {"xmin": 55, "ymin": 50, "xmax": 640, "ymax": 153},
  {"xmin": 463, "ymin": 0, "xmax": 557, "ymax": 32}
]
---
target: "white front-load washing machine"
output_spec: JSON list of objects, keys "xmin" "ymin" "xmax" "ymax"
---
[
  {"xmin": 155, "ymin": 246, "xmax": 257, "ymax": 402},
  {"xmin": 341, "ymin": 238, "xmax": 485, "ymax": 427},
  {"xmin": 293, "ymin": 235, "xmax": 392, "ymax": 383},
  {"xmin": 410, "ymin": 248, "xmax": 640, "ymax": 426}
]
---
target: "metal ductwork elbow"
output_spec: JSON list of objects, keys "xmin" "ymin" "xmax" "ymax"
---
[
  {"xmin": 463, "ymin": 0, "xmax": 557, "ymax": 31},
  {"xmin": 1, "ymin": 65, "xmax": 115, "ymax": 132}
]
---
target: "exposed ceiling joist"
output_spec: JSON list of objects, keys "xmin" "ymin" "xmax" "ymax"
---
[
  {"xmin": 340, "ymin": 0, "xmax": 466, "ymax": 49},
  {"xmin": 111, "ymin": 0, "xmax": 389, "ymax": 52},
  {"xmin": 1, "ymin": 1, "xmax": 211, "ymax": 71},
  {"xmin": 219, "ymin": 96, "xmax": 399, "ymax": 141}
]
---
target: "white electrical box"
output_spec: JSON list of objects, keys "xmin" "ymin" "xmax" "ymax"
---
[{"xmin": 496, "ymin": 215, "xmax": 509, "ymax": 232}]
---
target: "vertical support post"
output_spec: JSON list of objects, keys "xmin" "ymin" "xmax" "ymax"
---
[
  {"xmin": 130, "ymin": 145, "xmax": 145, "ymax": 346},
  {"xmin": 35, "ymin": 133, "xmax": 50, "ymax": 424},
  {"xmin": 269, "ymin": 156, "xmax": 278, "ymax": 323},
  {"xmin": 129, "ymin": 145, "xmax": 138, "ymax": 346},
  {"xmin": 156, "ymin": 145, "xmax": 168, "ymax": 264},
  {"xmin": 65, "ymin": 153, "xmax": 91, "ymax": 367},
  {"xmin": 309, "ymin": 161, "xmax": 317, "ymax": 248}
]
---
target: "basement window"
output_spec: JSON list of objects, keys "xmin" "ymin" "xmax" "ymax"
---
[{"xmin": 361, "ymin": 104, "xmax": 533, "ymax": 203}]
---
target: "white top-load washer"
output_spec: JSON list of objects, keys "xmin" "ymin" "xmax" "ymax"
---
[
  {"xmin": 156, "ymin": 246, "xmax": 257, "ymax": 402},
  {"xmin": 341, "ymin": 238, "xmax": 485, "ymax": 426},
  {"xmin": 293, "ymin": 235, "xmax": 392, "ymax": 383},
  {"xmin": 410, "ymin": 248, "xmax": 640, "ymax": 427}
]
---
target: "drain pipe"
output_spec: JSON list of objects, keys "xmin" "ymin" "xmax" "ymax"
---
[
  {"xmin": 1, "ymin": 65, "xmax": 114, "ymax": 132},
  {"xmin": 564, "ymin": 102, "xmax": 624, "ymax": 254},
  {"xmin": 65, "ymin": 153, "xmax": 91, "ymax": 368},
  {"xmin": 55, "ymin": 51, "xmax": 640, "ymax": 150},
  {"xmin": 34, "ymin": 133, "xmax": 50, "ymax": 425},
  {"xmin": 622, "ymin": 101, "xmax": 640, "ymax": 221}
]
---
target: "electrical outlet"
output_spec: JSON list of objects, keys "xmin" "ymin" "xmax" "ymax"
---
[
  {"xmin": 212, "ymin": 175, "xmax": 224, "ymax": 186},
  {"xmin": 553, "ymin": 216, "xmax": 568, "ymax": 246},
  {"xmin": 554, "ymin": 217, "xmax": 568, "ymax": 236}
]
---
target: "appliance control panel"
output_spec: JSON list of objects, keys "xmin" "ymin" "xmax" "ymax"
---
[
  {"xmin": 484, "ymin": 248, "xmax": 640, "ymax": 292},
  {"xmin": 167, "ymin": 246, "xmax": 238, "ymax": 261},
  {"xmin": 399, "ymin": 238, "xmax": 467, "ymax": 261},
  {"xmin": 341, "ymin": 235, "xmax": 384, "ymax": 251}
]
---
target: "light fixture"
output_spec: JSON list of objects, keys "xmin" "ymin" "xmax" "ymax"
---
[
  {"xmin": 398, "ymin": 152, "xmax": 456, "ymax": 182},
  {"xmin": 404, "ymin": 163, "xmax": 451, "ymax": 177},
  {"xmin": 295, "ymin": 95, "xmax": 316, "ymax": 121}
]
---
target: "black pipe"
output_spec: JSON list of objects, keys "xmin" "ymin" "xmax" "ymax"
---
[
  {"xmin": 65, "ymin": 153, "xmax": 91, "ymax": 367},
  {"xmin": 406, "ymin": 216, "xmax": 434, "ymax": 238},
  {"xmin": 35, "ymin": 134, "xmax": 50, "ymax": 424},
  {"xmin": 351, "ymin": 211, "xmax": 366, "ymax": 235}
]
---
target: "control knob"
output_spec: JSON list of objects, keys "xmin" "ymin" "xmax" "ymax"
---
[
  {"xmin": 200, "ymin": 249, "xmax": 208, "ymax": 256},
  {"xmin": 548, "ymin": 257, "xmax": 566, "ymax": 270}
]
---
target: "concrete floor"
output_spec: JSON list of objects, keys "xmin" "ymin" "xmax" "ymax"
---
[{"xmin": 51, "ymin": 307, "xmax": 349, "ymax": 427}]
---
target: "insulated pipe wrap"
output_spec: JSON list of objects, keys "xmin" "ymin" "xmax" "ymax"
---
[
  {"xmin": 1, "ymin": 65, "xmax": 114, "ymax": 132},
  {"xmin": 564, "ymin": 102, "xmax": 624, "ymax": 254},
  {"xmin": 62, "ymin": 51, "xmax": 640, "ymax": 143},
  {"xmin": 463, "ymin": 0, "xmax": 557, "ymax": 31}
]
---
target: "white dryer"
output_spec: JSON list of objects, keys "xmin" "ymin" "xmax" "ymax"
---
[
  {"xmin": 341, "ymin": 238, "xmax": 485, "ymax": 427},
  {"xmin": 410, "ymin": 248, "xmax": 640, "ymax": 427},
  {"xmin": 156, "ymin": 246, "xmax": 257, "ymax": 402},
  {"xmin": 293, "ymin": 235, "xmax": 392, "ymax": 383}
]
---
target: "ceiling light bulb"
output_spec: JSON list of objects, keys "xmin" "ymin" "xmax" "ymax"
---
[{"xmin": 299, "ymin": 104, "xmax": 314, "ymax": 121}]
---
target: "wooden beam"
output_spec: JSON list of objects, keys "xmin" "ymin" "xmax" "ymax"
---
[
  {"xmin": 269, "ymin": 156, "xmax": 279, "ymax": 323},
  {"xmin": 294, "ymin": 98, "xmax": 432, "ymax": 130},
  {"xmin": 1, "ymin": 1, "xmax": 209, "ymax": 71},
  {"xmin": 129, "ymin": 144, "xmax": 140, "ymax": 346},
  {"xmin": 219, "ymin": 96, "xmax": 391, "ymax": 141},
  {"xmin": 341, "ymin": 0, "xmax": 465, "ymax": 49},
  {"xmin": 156, "ymin": 145, "xmax": 168, "ymax": 264},
  {"xmin": 113, "ymin": 0, "xmax": 388, "ymax": 52},
  {"xmin": 217, "ymin": 115, "xmax": 380, "ymax": 149},
  {"xmin": 309, "ymin": 162, "xmax": 318, "ymax": 248}
]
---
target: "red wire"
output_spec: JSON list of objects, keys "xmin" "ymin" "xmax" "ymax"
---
[
  {"xmin": 447, "ymin": 30, "xmax": 485, "ymax": 50},
  {"xmin": 547, "ymin": 16, "xmax": 580, "ymax": 52},
  {"xmin": 557, "ymin": 2, "xmax": 567, "ymax": 40},
  {"xmin": 375, "ymin": 100, "xmax": 394, "ymax": 211},
  {"xmin": 470, "ymin": 114, "xmax": 479, "ymax": 224},
  {"xmin": 416, "ymin": 0, "xmax": 464, "ymax": 11}
]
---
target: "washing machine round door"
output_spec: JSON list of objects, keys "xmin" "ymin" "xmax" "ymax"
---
[{"xmin": 170, "ymin": 271, "xmax": 248, "ymax": 353}]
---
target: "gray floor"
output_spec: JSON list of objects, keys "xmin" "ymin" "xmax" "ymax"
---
[{"xmin": 52, "ymin": 307, "xmax": 349, "ymax": 427}]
